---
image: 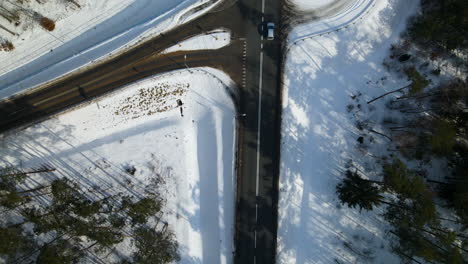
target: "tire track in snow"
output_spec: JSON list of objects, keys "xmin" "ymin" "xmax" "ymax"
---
[{"xmin": 285, "ymin": 0, "xmax": 377, "ymax": 52}]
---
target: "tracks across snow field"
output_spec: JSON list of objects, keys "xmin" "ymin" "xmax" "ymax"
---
[{"xmin": 284, "ymin": 0, "xmax": 376, "ymax": 46}]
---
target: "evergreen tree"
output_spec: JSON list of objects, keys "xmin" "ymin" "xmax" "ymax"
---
[
  {"xmin": 390, "ymin": 221, "xmax": 466, "ymax": 263},
  {"xmin": 37, "ymin": 238, "xmax": 82, "ymax": 264},
  {"xmin": 408, "ymin": 0, "xmax": 468, "ymax": 51},
  {"xmin": 123, "ymin": 196, "xmax": 162, "ymax": 226},
  {"xmin": 383, "ymin": 159, "xmax": 429, "ymax": 200},
  {"xmin": 0, "ymin": 168, "xmax": 30, "ymax": 209},
  {"xmin": 0, "ymin": 191, "xmax": 30, "ymax": 209},
  {"xmin": 404, "ymin": 67, "xmax": 430, "ymax": 95},
  {"xmin": 0, "ymin": 166, "xmax": 55, "ymax": 209},
  {"xmin": 336, "ymin": 170, "xmax": 384, "ymax": 212},
  {"xmin": 132, "ymin": 227, "xmax": 180, "ymax": 264},
  {"xmin": 0, "ymin": 170, "xmax": 178, "ymax": 263},
  {"xmin": 452, "ymin": 177, "xmax": 468, "ymax": 229},
  {"xmin": 73, "ymin": 199, "xmax": 104, "ymax": 218},
  {"xmin": 0, "ymin": 167, "xmax": 27, "ymax": 191},
  {"xmin": 0, "ymin": 226, "xmax": 34, "ymax": 260},
  {"xmin": 384, "ymin": 198, "xmax": 437, "ymax": 231},
  {"xmin": 385, "ymin": 193, "xmax": 467, "ymax": 263},
  {"xmin": 444, "ymin": 247, "xmax": 464, "ymax": 264},
  {"xmin": 430, "ymin": 119, "xmax": 456, "ymax": 156}
]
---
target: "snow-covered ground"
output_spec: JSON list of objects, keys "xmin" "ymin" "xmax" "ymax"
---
[
  {"xmin": 278, "ymin": 0, "xmax": 420, "ymax": 263},
  {"xmin": 0, "ymin": 0, "xmax": 220, "ymax": 99},
  {"xmin": 163, "ymin": 29, "xmax": 231, "ymax": 54},
  {"xmin": 288, "ymin": 0, "xmax": 375, "ymax": 41},
  {"xmin": 0, "ymin": 68, "xmax": 236, "ymax": 264},
  {"xmin": 290, "ymin": 0, "xmax": 346, "ymax": 10}
]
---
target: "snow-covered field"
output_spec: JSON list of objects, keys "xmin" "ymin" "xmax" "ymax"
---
[
  {"xmin": 0, "ymin": 68, "xmax": 236, "ymax": 264},
  {"xmin": 0, "ymin": 0, "xmax": 220, "ymax": 99},
  {"xmin": 278, "ymin": 0, "xmax": 420, "ymax": 263}
]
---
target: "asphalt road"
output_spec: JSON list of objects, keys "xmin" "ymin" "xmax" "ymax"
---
[
  {"xmin": 234, "ymin": 0, "xmax": 282, "ymax": 262},
  {"xmin": 0, "ymin": 0, "xmax": 283, "ymax": 263}
]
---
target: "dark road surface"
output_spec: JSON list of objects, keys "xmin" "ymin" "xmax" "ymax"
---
[
  {"xmin": 233, "ymin": 0, "xmax": 282, "ymax": 263},
  {"xmin": 0, "ymin": 0, "xmax": 283, "ymax": 263}
]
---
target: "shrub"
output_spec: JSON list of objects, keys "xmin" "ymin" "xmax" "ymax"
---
[
  {"xmin": 404, "ymin": 67, "xmax": 430, "ymax": 95},
  {"xmin": 39, "ymin": 17, "xmax": 55, "ymax": 31},
  {"xmin": 430, "ymin": 119, "xmax": 456, "ymax": 156},
  {"xmin": 0, "ymin": 40, "xmax": 14, "ymax": 52}
]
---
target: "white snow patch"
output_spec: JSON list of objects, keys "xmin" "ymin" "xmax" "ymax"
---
[
  {"xmin": 0, "ymin": 68, "xmax": 236, "ymax": 264},
  {"xmin": 163, "ymin": 29, "xmax": 231, "ymax": 54},
  {"xmin": 292, "ymin": 0, "xmax": 338, "ymax": 10},
  {"xmin": 288, "ymin": 0, "xmax": 376, "ymax": 41}
]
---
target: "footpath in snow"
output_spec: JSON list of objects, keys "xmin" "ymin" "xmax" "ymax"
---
[
  {"xmin": 0, "ymin": 0, "xmax": 219, "ymax": 99},
  {"xmin": 278, "ymin": 0, "xmax": 420, "ymax": 263},
  {"xmin": 0, "ymin": 68, "xmax": 236, "ymax": 264}
]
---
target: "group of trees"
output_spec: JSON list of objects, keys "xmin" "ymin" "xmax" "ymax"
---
[
  {"xmin": 0, "ymin": 166, "xmax": 180, "ymax": 264},
  {"xmin": 337, "ymin": 164, "xmax": 467, "ymax": 263},
  {"xmin": 408, "ymin": 0, "xmax": 467, "ymax": 52},
  {"xmin": 338, "ymin": 0, "xmax": 467, "ymax": 262}
]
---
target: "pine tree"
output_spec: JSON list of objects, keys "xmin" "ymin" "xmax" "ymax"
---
[
  {"xmin": 404, "ymin": 67, "xmax": 430, "ymax": 95},
  {"xmin": 430, "ymin": 119, "xmax": 456, "ymax": 156},
  {"xmin": 0, "ymin": 226, "xmax": 34, "ymax": 260},
  {"xmin": 385, "ymin": 194, "xmax": 467, "ymax": 263},
  {"xmin": 132, "ymin": 227, "xmax": 180, "ymax": 264},
  {"xmin": 408, "ymin": 0, "xmax": 468, "ymax": 51},
  {"xmin": 452, "ymin": 177, "xmax": 468, "ymax": 229},
  {"xmin": 0, "ymin": 170, "xmax": 178, "ymax": 263},
  {"xmin": 336, "ymin": 170, "xmax": 384, "ymax": 212},
  {"xmin": 0, "ymin": 167, "xmax": 55, "ymax": 209},
  {"xmin": 0, "ymin": 191, "xmax": 30, "ymax": 209},
  {"xmin": 0, "ymin": 168, "xmax": 27, "ymax": 209},
  {"xmin": 444, "ymin": 247, "xmax": 464, "ymax": 264},
  {"xmin": 123, "ymin": 197, "xmax": 162, "ymax": 226},
  {"xmin": 383, "ymin": 159, "xmax": 429, "ymax": 200},
  {"xmin": 73, "ymin": 199, "xmax": 103, "ymax": 218},
  {"xmin": 36, "ymin": 238, "xmax": 81, "ymax": 264}
]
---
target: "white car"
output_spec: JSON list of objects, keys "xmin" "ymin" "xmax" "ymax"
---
[{"xmin": 266, "ymin": 22, "xmax": 275, "ymax": 40}]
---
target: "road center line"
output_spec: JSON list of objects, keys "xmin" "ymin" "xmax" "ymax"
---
[
  {"xmin": 33, "ymin": 88, "xmax": 76, "ymax": 106},
  {"xmin": 256, "ymin": 50, "xmax": 263, "ymax": 197},
  {"xmin": 254, "ymin": 1, "xmax": 266, "ymax": 259},
  {"xmin": 255, "ymin": 203, "xmax": 258, "ymax": 221},
  {"xmin": 254, "ymin": 230, "xmax": 257, "ymax": 248}
]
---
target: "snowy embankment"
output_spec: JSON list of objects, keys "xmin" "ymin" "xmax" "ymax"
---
[
  {"xmin": 0, "ymin": 0, "xmax": 220, "ymax": 99},
  {"xmin": 278, "ymin": 0, "xmax": 420, "ymax": 263},
  {"xmin": 0, "ymin": 68, "xmax": 236, "ymax": 264},
  {"xmin": 163, "ymin": 29, "xmax": 230, "ymax": 53},
  {"xmin": 293, "ymin": 0, "xmax": 338, "ymax": 10},
  {"xmin": 288, "ymin": 0, "xmax": 375, "ymax": 42}
]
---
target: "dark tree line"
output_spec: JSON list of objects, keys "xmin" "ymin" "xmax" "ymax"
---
[
  {"xmin": 337, "ymin": 166, "xmax": 467, "ymax": 264},
  {"xmin": 0, "ymin": 166, "xmax": 179, "ymax": 264},
  {"xmin": 340, "ymin": 49, "xmax": 467, "ymax": 264},
  {"xmin": 408, "ymin": 0, "xmax": 468, "ymax": 52},
  {"xmin": 338, "ymin": 0, "xmax": 467, "ymax": 262}
]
